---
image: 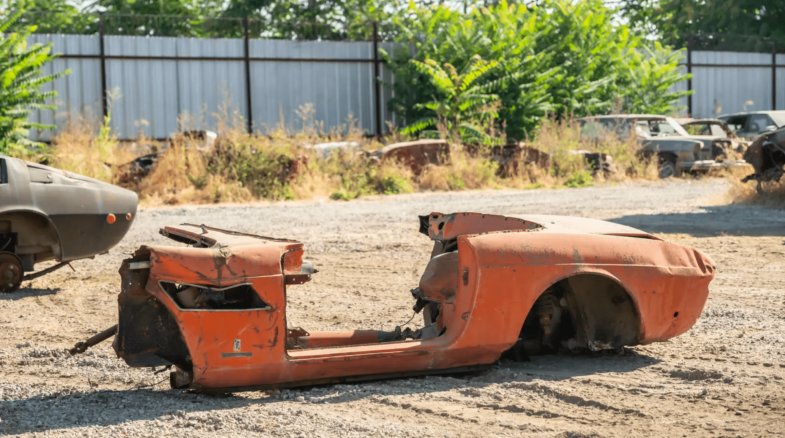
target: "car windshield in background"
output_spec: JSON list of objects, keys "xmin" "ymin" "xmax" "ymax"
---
[
  {"xmin": 636, "ymin": 118, "xmax": 690, "ymax": 137},
  {"xmin": 580, "ymin": 119, "xmax": 628, "ymax": 139},
  {"xmin": 685, "ymin": 123, "xmax": 727, "ymax": 137},
  {"xmin": 722, "ymin": 115, "xmax": 747, "ymax": 132},
  {"xmin": 748, "ymin": 114, "xmax": 776, "ymax": 133}
]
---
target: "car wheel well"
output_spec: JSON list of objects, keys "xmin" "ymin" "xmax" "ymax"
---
[
  {"xmin": 503, "ymin": 274, "xmax": 640, "ymax": 360},
  {"xmin": 0, "ymin": 210, "xmax": 62, "ymax": 271}
]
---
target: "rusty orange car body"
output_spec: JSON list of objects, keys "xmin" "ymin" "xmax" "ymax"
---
[{"xmin": 110, "ymin": 213, "xmax": 715, "ymax": 393}]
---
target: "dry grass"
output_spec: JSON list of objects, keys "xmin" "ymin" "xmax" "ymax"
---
[
  {"xmin": 23, "ymin": 115, "xmax": 664, "ymax": 205},
  {"xmin": 724, "ymin": 166, "xmax": 785, "ymax": 208}
]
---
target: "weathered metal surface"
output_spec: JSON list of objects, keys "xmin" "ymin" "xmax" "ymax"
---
[
  {"xmin": 371, "ymin": 139, "xmax": 450, "ymax": 175},
  {"xmin": 0, "ymin": 156, "xmax": 138, "ymax": 283},
  {"xmin": 742, "ymin": 126, "xmax": 785, "ymax": 190},
  {"xmin": 69, "ymin": 324, "xmax": 118, "ymax": 355},
  {"xmin": 27, "ymin": 34, "xmax": 402, "ymax": 140},
  {"xmin": 22, "ymin": 261, "xmax": 73, "ymax": 282},
  {"xmin": 110, "ymin": 213, "xmax": 714, "ymax": 393}
]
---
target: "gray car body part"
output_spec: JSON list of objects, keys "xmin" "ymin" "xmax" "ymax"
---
[
  {"xmin": 718, "ymin": 111, "xmax": 785, "ymax": 141},
  {"xmin": 578, "ymin": 115, "xmax": 745, "ymax": 177},
  {"xmin": 741, "ymin": 126, "xmax": 785, "ymax": 191},
  {"xmin": 0, "ymin": 156, "xmax": 138, "ymax": 273},
  {"xmin": 675, "ymin": 118, "xmax": 749, "ymax": 153}
]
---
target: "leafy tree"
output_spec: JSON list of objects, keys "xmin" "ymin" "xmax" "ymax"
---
[
  {"xmin": 613, "ymin": 0, "xmax": 785, "ymax": 50},
  {"xmin": 0, "ymin": 11, "xmax": 70, "ymax": 155},
  {"xmin": 384, "ymin": 0, "xmax": 688, "ymax": 140},
  {"xmin": 2, "ymin": 0, "xmax": 94, "ymax": 34},
  {"xmin": 403, "ymin": 56, "xmax": 504, "ymax": 143}
]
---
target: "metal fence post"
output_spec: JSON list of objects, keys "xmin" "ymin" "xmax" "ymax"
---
[
  {"xmin": 373, "ymin": 21, "xmax": 382, "ymax": 137},
  {"xmin": 99, "ymin": 13, "xmax": 108, "ymax": 121},
  {"xmin": 244, "ymin": 17, "xmax": 253, "ymax": 135},
  {"xmin": 774, "ymin": 40, "xmax": 778, "ymax": 111},
  {"xmin": 687, "ymin": 34, "xmax": 693, "ymax": 116}
]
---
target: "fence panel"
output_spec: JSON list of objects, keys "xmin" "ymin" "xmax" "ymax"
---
[
  {"xmin": 688, "ymin": 51, "xmax": 774, "ymax": 118},
  {"xmin": 248, "ymin": 40, "xmax": 375, "ymax": 134},
  {"xmin": 26, "ymin": 33, "xmax": 783, "ymax": 141},
  {"xmin": 26, "ymin": 33, "xmax": 400, "ymax": 141}
]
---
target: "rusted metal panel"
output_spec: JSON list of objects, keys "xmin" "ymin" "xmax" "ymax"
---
[{"xmin": 94, "ymin": 214, "xmax": 714, "ymax": 392}]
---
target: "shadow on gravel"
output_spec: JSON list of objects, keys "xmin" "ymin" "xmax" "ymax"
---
[
  {"xmin": 0, "ymin": 388, "xmax": 248, "ymax": 435},
  {"xmin": 312, "ymin": 349, "xmax": 661, "ymax": 406},
  {"xmin": 0, "ymin": 350, "xmax": 661, "ymax": 434},
  {"xmin": 609, "ymin": 205, "xmax": 785, "ymax": 237},
  {"xmin": 0, "ymin": 288, "xmax": 59, "ymax": 301}
]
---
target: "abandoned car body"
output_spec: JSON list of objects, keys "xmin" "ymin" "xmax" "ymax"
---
[
  {"xmin": 676, "ymin": 118, "xmax": 748, "ymax": 154},
  {"xmin": 370, "ymin": 139, "xmax": 450, "ymax": 175},
  {"xmin": 742, "ymin": 126, "xmax": 785, "ymax": 191},
  {"xmin": 579, "ymin": 115, "xmax": 744, "ymax": 178},
  {"xmin": 81, "ymin": 212, "xmax": 716, "ymax": 393},
  {"xmin": 0, "ymin": 156, "xmax": 138, "ymax": 292}
]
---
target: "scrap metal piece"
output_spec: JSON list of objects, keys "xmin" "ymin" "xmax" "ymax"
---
[
  {"xmin": 69, "ymin": 325, "xmax": 118, "ymax": 355},
  {"xmin": 22, "ymin": 261, "xmax": 74, "ymax": 282},
  {"xmin": 110, "ymin": 215, "xmax": 714, "ymax": 393}
]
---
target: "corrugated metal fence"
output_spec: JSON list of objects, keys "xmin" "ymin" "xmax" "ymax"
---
[
  {"xmin": 30, "ymin": 33, "xmax": 404, "ymax": 141},
  {"xmin": 29, "ymin": 32, "xmax": 784, "ymax": 140},
  {"xmin": 674, "ymin": 50, "xmax": 783, "ymax": 118}
]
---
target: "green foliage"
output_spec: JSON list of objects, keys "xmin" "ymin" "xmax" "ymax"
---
[
  {"xmin": 383, "ymin": 0, "xmax": 690, "ymax": 141},
  {"xmin": 204, "ymin": 140, "xmax": 296, "ymax": 200},
  {"xmin": 620, "ymin": 42, "xmax": 691, "ymax": 114},
  {"xmin": 0, "ymin": 10, "xmax": 70, "ymax": 155},
  {"xmin": 403, "ymin": 56, "xmax": 506, "ymax": 143},
  {"xmin": 613, "ymin": 0, "xmax": 784, "ymax": 50},
  {"xmin": 564, "ymin": 170, "xmax": 595, "ymax": 188}
]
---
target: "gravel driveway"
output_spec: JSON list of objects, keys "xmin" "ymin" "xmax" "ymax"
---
[{"xmin": 1, "ymin": 179, "xmax": 783, "ymax": 437}]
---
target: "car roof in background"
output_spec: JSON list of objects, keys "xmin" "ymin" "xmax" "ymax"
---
[
  {"xmin": 578, "ymin": 115, "xmax": 672, "ymax": 122},
  {"xmin": 718, "ymin": 111, "xmax": 785, "ymax": 127},
  {"xmin": 675, "ymin": 118, "xmax": 725, "ymax": 125}
]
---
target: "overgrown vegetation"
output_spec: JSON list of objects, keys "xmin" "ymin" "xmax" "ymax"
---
[
  {"xmin": 0, "ymin": 10, "xmax": 69, "ymax": 155},
  {"xmin": 726, "ymin": 167, "xmax": 785, "ymax": 208},
  {"xmin": 383, "ymin": 0, "xmax": 690, "ymax": 142},
  {"xmin": 15, "ymin": 112, "xmax": 657, "ymax": 205}
]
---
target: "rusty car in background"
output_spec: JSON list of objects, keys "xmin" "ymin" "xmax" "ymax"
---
[
  {"xmin": 465, "ymin": 142, "xmax": 613, "ymax": 177},
  {"xmin": 675, "ymin": 118, "xmax": 748, "ymax": 154},
  {"xmin": 370, "ymin": 139, "xmax": 450, "ymax": 175},
  {"xmin": 579, "ymin": 115, "xmax": 744, "ymax": 178},
  {"xmin": 741, "ymin": 126, "xmax": 785, "ymax": 192},
  {"xmin": 0, "ymin": 156, "xmax": 138, "ymax": 292},
  {"xmin": 71, "ymin": 212, "xmax": 715, "ymax": 392}
]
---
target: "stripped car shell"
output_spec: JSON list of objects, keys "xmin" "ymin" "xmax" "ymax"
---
[
  {"xmin": 370, "ymin": 139, "xmax": 450, "ymax": 175},
  {"xmin": 105, "ymin": 214, "xmax": 715, "ymax": 393},
  {"xmin": 0, "ymin": 156, "xmax": 138, "ymax": 292}
]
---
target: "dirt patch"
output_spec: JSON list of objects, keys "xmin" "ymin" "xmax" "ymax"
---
[{"xmin": 0, "ymin": 179, "xmax": 783, "ymax": 437}]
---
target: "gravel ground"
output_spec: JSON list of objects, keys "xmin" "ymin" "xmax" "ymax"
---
[{"xmin": 1, "ymin": 179, "xmax": 784, "ymax": 437}]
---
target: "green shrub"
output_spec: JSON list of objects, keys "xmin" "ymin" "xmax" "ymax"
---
[
  {"xmin": 0, "ymin": 10, "xmax": 70, "ymax": 155},
  {"xmin": 565, "ymin": 170, "xmax": 595, "ymax": 188},
  {"xmin": 382, "ymin": 0, "xmax": 690, "ymax": 141}
]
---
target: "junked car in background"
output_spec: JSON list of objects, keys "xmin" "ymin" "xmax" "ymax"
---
[
  {"xmin": 675, "ymin": 118, "xmax": 748, "ymax": 153},
  {"xmin": 0, "ymin": 156, "xmax": 138, "ymax": 292},
  {"xmin": 741, "ymin": 126, "xmax": 785, "ymax": 192},
  {"xmin": 579, "ymin": 115, "xmax": 744, "ymax": 178},
  {"xmin": 718, "ymin": 111, "xmax": 785, "ymax": 141},
  {"xmin": 370, "ymin": 139, "xmax": 450, "ymax": 176}
]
